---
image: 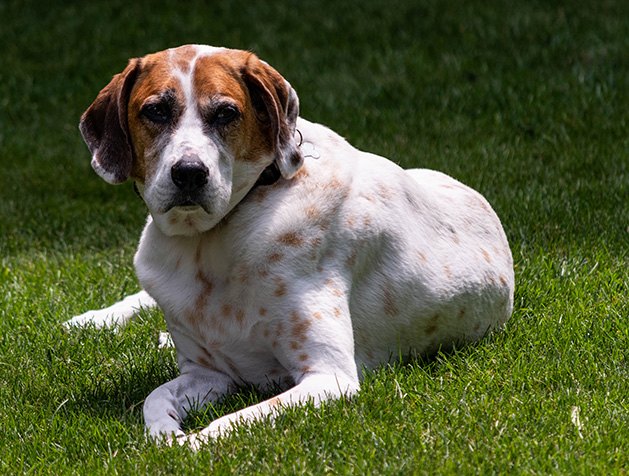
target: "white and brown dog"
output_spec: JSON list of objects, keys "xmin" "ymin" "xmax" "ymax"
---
[{"xmin": 66, "ymin": 45, "xmax": 514, "ymax": 448}]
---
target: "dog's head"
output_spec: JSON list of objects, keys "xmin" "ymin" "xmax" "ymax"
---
[{"xmin": 80, "ymin": 45, "xmax": 303, "ymax": 236}]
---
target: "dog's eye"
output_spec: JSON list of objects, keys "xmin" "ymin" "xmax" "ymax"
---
[
  {"xmin": 142, "ymin": 103, "xmax": 171, "ymax": 124},
  {"xmin": 214, "ymin": 105, "xmax": 240, "ymax": 126}
]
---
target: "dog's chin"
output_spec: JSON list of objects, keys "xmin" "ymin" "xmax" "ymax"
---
[{"xmin": 152, "ymin": 205, "xmax": 222, "ymax": 237}]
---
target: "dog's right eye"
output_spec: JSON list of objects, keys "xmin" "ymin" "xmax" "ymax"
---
[{"xmin": 142, "ymin": 103, "xmax": 171, "ymax": 124}]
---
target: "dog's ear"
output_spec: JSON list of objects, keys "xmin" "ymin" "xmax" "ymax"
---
[
  {"xmin": 242, "ymin": 56, "xmax": 303, "ymax": 179},
  {"xmin": 79, "ymin": 58, "xmax": 141, "ymax": 184}
]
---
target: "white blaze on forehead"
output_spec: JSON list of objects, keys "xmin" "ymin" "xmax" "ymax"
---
[{"xmin": 168, "ymin": 46, "xmax": 224, "ymax": 148}]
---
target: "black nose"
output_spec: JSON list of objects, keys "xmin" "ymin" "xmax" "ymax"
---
[{"xmin": 171, "ymin": 159, "xmax": 209, "ymax": 192}]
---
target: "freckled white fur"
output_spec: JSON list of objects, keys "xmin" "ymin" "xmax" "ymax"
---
[{"xmin": 68, "ymin": 46, "xmax": 514, "ymax": 450}]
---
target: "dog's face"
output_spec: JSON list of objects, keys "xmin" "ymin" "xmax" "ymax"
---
[{"xmin": 80, "ymin": 45, "xmax": 303, "ymax": 235}]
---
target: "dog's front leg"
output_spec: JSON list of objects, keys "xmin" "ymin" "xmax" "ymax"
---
[
  {"xmin": 143, "ymin": 359, "xmax": 234, "ymax": 440},
  {"xmin": 178, "ymin": 372, "xmax": 360, "ymax": 450},
  {"xmin": 64, "ymin": 289, "xmax": 156, "ymax": 329}
]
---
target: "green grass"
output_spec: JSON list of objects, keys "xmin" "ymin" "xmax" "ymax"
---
[{"xmin": 1, "ymin": 0, "xmax": 628, "ymax": 473}]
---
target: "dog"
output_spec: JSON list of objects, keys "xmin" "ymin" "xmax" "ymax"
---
[{"xmin": 66, "ymin": 45, "xmax": 514, "ymax": 449}]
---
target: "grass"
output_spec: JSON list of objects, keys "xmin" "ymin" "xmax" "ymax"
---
[{"xmin": 1, "ymin": 0, "xmax": 628, "ymax": 473}]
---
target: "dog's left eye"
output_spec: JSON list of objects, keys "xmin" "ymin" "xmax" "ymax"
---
[{"xmin": 214, "ymin": 105, "xmax": 240, "ymax": 126}]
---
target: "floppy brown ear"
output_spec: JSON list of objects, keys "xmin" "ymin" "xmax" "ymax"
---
[
  {"xmin": 79, "ymin": 58, "xmax": 141, "ymax": 184},
  {"xmin": 242, "ymin": 56, "xmax": 303, "ymax": 179}
]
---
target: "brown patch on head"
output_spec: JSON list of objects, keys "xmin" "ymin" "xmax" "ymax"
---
[
  {"xmin": 277, "ymin": 231, "xmax": 304, "ymax": 247},
  {"xmin": 169, "ymin": 45, "xmax": 199, "ymax": 73},
  {"xmin": 126, "ymin": 53, "xmax": 188, "ymax": 183}
]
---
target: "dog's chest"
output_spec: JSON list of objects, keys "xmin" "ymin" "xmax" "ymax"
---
[{"xmin": 134, "ymin": 219, "xmax": 301, "ymax": 384}]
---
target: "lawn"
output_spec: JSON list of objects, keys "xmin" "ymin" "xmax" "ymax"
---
[{"xmin": 1, "ymin": 0, "xmax": 628, "ymax": 474}]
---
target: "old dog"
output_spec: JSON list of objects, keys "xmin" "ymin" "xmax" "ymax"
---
[{"xmin": 66, "ymin": 45, "xmax": 514, "ymax": 448}]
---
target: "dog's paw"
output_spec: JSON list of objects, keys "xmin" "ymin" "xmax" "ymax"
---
[
  {"xmin": 63, "ymin": 310, "xmax": 119, "ymax": 329},
  {"xmin": 158, "ymin": 331, "xmax": 174, "ymax": 349}
]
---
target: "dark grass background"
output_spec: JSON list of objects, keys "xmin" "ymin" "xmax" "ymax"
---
[{"xmin": 1, "ymin": 0, "xmax": 628, "ymax": 474}]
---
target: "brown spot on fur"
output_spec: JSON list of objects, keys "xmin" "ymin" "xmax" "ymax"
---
[
  {"xmin": 291, "ymin": 311, "xmax": 311, "ymax": 343},
  {"xmin": 383, "ymin": 286, "xmax": 397, "ymax": 317},
  {"xmin": 346, "ymin": 250, "xmax": 357, "ymax": 268},
  {"xmin": 275, "ymin": 322, "xmax": 284, "ymax": 338},
  {"xmin": 235, "ymin": 308, "xmax": 245, "ymax": 326},
  {"xmin": 267, "ymin": 396, "xmax": 281, "ymax": 406},
  {"xmin": 418, "ymin": 251, "xmax": 427, "ymax": 262},
  {"xmin": 277, "ymin": 232, "xmax": 304, "ymax": 247},
  {"xmin": 304, "ymin": 205, "xmax": 321, "ymax": 219},
  {"xmin": 263, "ymin": 328, "xmax": 270, "ymax": 338},
  {"xmin": 259, "ymin": 307, "xmax": 267, "ymax": 317},
  {"xmin": 480, "ymin": 248, "xmax": 491, "ymax": 263},
  {"xmin": 425, "ymin": 314, "xmax": 440, "ymax": 335},
  {"xmin": 255, "ymin": 187, "xmax": 270, "ymax": 203},
  {"xmin": 347, "ymin": 214, "xmax": 356, "ymax": 227},
  {"xmin": 221, "ymin": 303, "xmax": 232, "ymax": 317},
  {"xmin": 313, "ymin": 312, "xmax": 323, "ymax": 320},
  {"xmin": 301, "ymin": 366, "xmax": 311, "ymax": 374},
  {"xmin": 324, "ymin": 176, "xmax": 343, "ymax": 191},
  {"xmin": 334, "ymin": 307, "xmax": 341, "ymax": 318},
  {"xmin": 268, "ymin": 252, "xmax": 283, "ymax": 263},
  {"xmin": 444, "ymin": 265, "xmax": 451, "ymax": 279},
  {"xmin": 499, "ymin": 275, "xmax": 507, "ymax": 286},
  {"xmin": 195, "ymin": 242, "xmax": 203, "ymax": 264},
  {"xmin": 299, "ymin": 353, "xmax": 309, "ymax": 362},
  {"xmin": 377, "ymin": 184, "xmax": 392, "ymax": 200},
  {"xmin": 274, "ymin": 279, "xmax": 287, "ymax": 297},
  {"xmin": 290, "ymin": 341, "xmax": 302, "ymax": 350}
]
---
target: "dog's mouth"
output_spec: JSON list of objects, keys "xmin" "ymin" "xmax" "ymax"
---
[{"xmin": 166, "ymin": 193, "xmax": 212, "ymax": 214}]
